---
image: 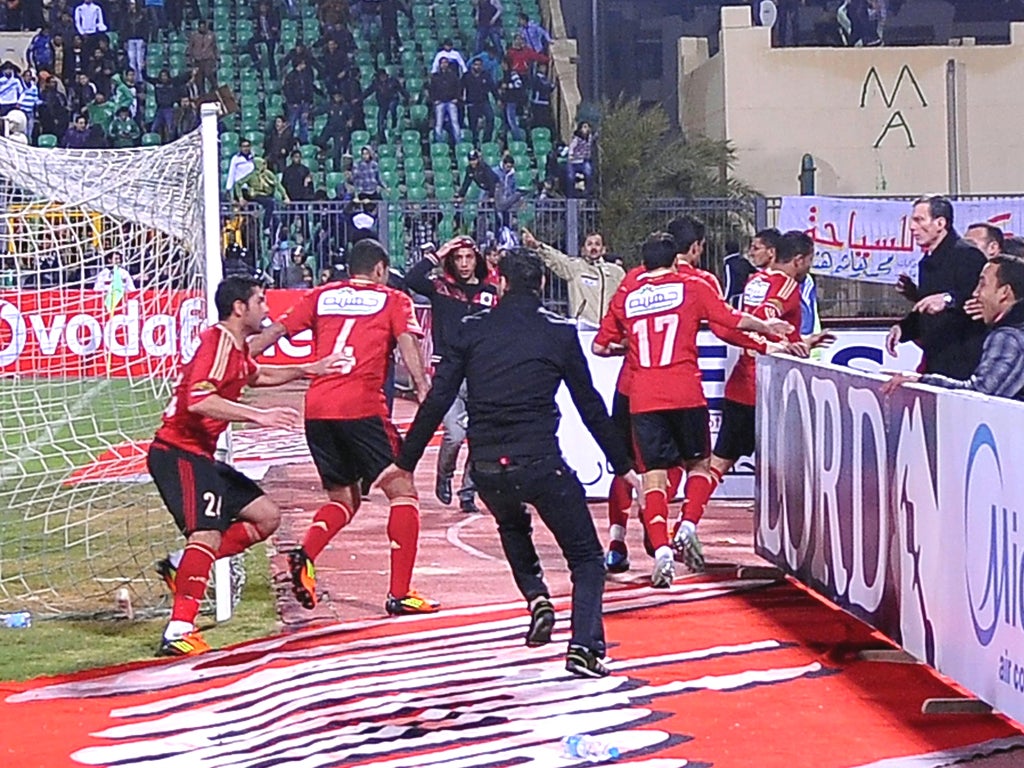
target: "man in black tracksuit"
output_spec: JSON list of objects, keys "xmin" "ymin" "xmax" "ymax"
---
[
  {"xmin": 380, "ymin": 249, "xmax": 639, "ymax": 678},
  {"xmin": 406, "ymin": 236, "xmax": 496, "ymax": 513},
  {"xmin": 888, "ymin": 195, "xmax": 987, "ymax": 379}
]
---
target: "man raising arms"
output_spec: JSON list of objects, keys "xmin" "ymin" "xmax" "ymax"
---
[
  {"xmin": 249, "ymin": 239, "xmax": 438, "ymax": 616},
  {"xmin": 149, "ymin": 276, "xmax": 335, "ymax": 656}
]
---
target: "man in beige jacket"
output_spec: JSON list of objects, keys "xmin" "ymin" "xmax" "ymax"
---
[{"xmin": 521, "ymin": 228, "xmax": 625, "ymax": 326}]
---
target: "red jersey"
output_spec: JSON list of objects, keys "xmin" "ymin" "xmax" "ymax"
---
[
  {"xmin": 598, "ymin": 269, "xmax": 745, "ymax": 413},
  {"xmin": 724, "ymin": 269, "xmax": 803, "ymax": 406},
  {"xmin": 278, "ymin": 278, "xmax": 423, "ymax": 420},
  {"xmin": 155, "ymin": 324, "xmax": 258, "ymax": 457},
  {"xmin": 677, "ymin": 261, "xmax": 769, "ymax": 355},
  {"xmin": 598, "ymin": 266, "xmax": 645, "ymax": 396}
]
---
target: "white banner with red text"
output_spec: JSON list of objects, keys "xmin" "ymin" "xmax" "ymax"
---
[{"xmin": 778, "ymin": 195, "xmax": 1024, "ymax": 284}]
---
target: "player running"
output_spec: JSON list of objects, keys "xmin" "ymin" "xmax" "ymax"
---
[
  {"xmin": 148, "ymin": 276, "xmax": 339, "ymax": 657},
  {"xmin": 593, "ymin": 232, "xmax": 794, "ymax": 588},
  {"xmin": 248, "ymin": 239, "xmax": 439, "ymax": 616}
]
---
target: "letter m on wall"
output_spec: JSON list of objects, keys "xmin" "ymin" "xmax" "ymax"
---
[{"xmin": 860, "ymin": 65, "xmax": 928, "ymax": 109}]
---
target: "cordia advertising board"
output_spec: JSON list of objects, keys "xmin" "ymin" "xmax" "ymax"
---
[{"xmin": 755, "ymin": 354, "xmax": 1024, "ymax": 726}]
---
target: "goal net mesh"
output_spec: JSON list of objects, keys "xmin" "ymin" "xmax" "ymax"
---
[{"xmin": 0, "ymin": 130, "xmax": 213, "ymax": 618}]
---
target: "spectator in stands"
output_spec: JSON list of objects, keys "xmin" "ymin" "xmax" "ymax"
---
[
  {"xmin": 36, "ymin": 71, "xmax": 69, "ymax": 138},
  {"xmin": 282, "ymin": 149, "xmax": 313, "ymax": 202},
  {"xmin": 27, "ymin": 24, "xmax": 54, "ymax": 75},
  {"xmin": 334, "ymin": 65, "xmax": 365, "ymax": 127},
  {"xmin": 494, "ymin": 154, "xmax": 522, "ymax": 230},
  {"xmin": 0, "ymin": 61, "xmax": 23, "ymax": 115},
  {"xmin": 171, "ymin": 94, "xmax": 198, "ymax": 139},
  {"xmin": 317, "ymin": 36, "xmax": 348, "ymax": 88},
  {"xmin": 362, "ymin": 68, "xmax": 408, "ymax": 144},
  {"xmin": 474, "ymin": 0, "xmax": 504, "ymax": 56},
  {"xmin": 281, "ymin": 41, "xmax": 315, "ymax": 73},
  {"xmin": 567, "ymin": 120, "xmax": 595, "ymax": 197},
  {"xmin": 249, "ymin": 1, "xmax": 281, "ymax": 80},
  {"xmin": 313, "ymin": 89, "xmax": 353, "ymax": 167},
  {"xmin": 430, "ymin": 56, "xmax": 462, "ymax": 145},
  {"xmin": 499, "ymin": 65, "xmax": 527, "ymax": 141},
  {"xmin": 17, "ymin": 69, "xmax": 38, "ymax": 139},
  {"xmin": 521, "ymin": 227, "xmax": 624, "ymax": 325},
  {"xmin": 87, "ymin": 47, "xmax": 114, "ymax": 95},
  {"xmin": 456, "ymin": 149, "xmax": 498, "ymax": 201},
  {"xmin": 186, "ymin": 19, "xmax": 218, "ymax": 93},
  {"xmin": 74, "ymin": 0, "xmax": 106, "ymax": 59},
  {"xmin": 93, "ymin": 251, "xmax": 136, "ymax": 292},
  {"xmin": 86, "ymin": 91, "xmax": 114, "ymax": 134},
  {"xmin": 462, "ymin": 56, "xmax": 498, "ymax": 145},
  {"xmin": 518, "ymin": 11, "xmax": 551, "ymax": 53},
  {"xmin": 61, "ymin": 111, "xmax": 91, "ymax": 146},
  {"xmin": 145, "ymin": 68, "xmax": 186, "ymax": 142},
  {"xmin": 467, "ymin": 41, "xmax": 502, "ymax": 83},
  {"xmin": 317, "ymin": 0, "xmax": 348, "ymax": 30},
  {"xmin": 108, "ymin": 104, "xmax": 141, "ymax": 146},
  {"xmin": 528, "ymin": 62, "xmax": 554, "ymax": 130},
  {"xmin": 63, "ymin": 35, "xmax": 87, "ymax": 83},
  {"xmin": 350, "ymin": 145, "xmax": 385, "ymax": 200},
  {"xmin": 283, "ymin": 57, "xmax": 317, "ymax": 143},
  {"xmin": 225, "ymin": 137, "xmax": 255, "ymax": 191},
  {"xmin": 775, "ymin": 0, "xmax": 800, "ymax": 46},
  {"xmin": 234, "ymin": 157, "xmax": 289, "ymax": 234},
  {"xmin": 431, "ymin": 38, "xmax": 468, "ymax": 74},
  {"xmin": 122, "ymin": 3, "xmax": 147, "ymax": 81},
  {"xmin": 504, "ymin": 33, "xmax": 548, "ymax": 75},
  {"xmin": 964, "ymin": 222, "xmax": 1005, "ymax": 260},
  {"xmin": 358, "ymin": 0, "xmax": 381, "ymax": 39},
  {"xmin": 379, "ymin": 0, "xmax": 411, "ymax": 64},
  {"xmin": 886, "ymin": 195, "xmax": 987, "ymax": 380},
  {"xmin": 68, "ymin": 71, "xmax": 96, "ymax": 113},
  {"xmin": 722, "ymin": 238, "xmax": 756, "ymax": 308},
  {"xmin": 265, "ymin": 114, "xmax": 295, "ymax": 172},
  {"xmin": 282, "ymin": 247, "xmax": 314, "ymax": 288},
  {"xmin": 883, "ymin": 256, "xmax": 1024, "ymax": 401}
]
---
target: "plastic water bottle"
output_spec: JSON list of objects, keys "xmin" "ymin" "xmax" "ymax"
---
[
  {"xmin": 0, "ymin": 611, "xmax": 32, "ymax": 629},
  {"xmin": 561, "ymin": 734, "xmax": 620, "ymax": 763}
]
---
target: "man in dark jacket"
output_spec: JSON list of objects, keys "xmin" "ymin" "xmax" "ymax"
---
[
  {"xmin": 429, "ymin": 56, "xmax": 462, "ymax": 144},
  {"xmin": 362, "ymin": 68, "xmax": 408, "ymax": 144},
  {"xmin": 462, "ymin": 57, "xmax": 498, "ymax": 144},
  {"xmin": 884, "ymin": 256, "xmax": 1024, "ymax": 401},
  {"xmin": 457, "ymin": 149, "xmax": 499, "ymax": 200},
  {"xmin": 887, "ymin": 195, "xmax": 987, "ymax": 379},
  {"xmin": 405, "ymin": 236, "xmax": 496, "ymax": 513},
  {"xmin": 379, "ymin": 248, "xmax": 641, "ymax": 678}
]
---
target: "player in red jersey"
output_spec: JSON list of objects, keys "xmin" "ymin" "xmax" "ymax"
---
[
  {"xmin": 594, "ymin": 232, "xmax": 793, "ymax": 588},
  {"xmin": 148, "ymin": 276, "xmax": 339, "ymax": 657},
  {"xmin": 248, "ymin": 239, "xmax": 438, "ymax": 617},
  {"xmin": 677, "ymin": 230, "xmax": 831, "ymax": 571}
]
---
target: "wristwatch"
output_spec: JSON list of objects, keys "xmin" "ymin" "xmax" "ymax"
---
[{"xmin": 942, "ymin": 292, "xmax": 954, "ymax": 308}]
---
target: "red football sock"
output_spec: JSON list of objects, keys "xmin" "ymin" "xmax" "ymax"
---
[
  {"xmin": 682, "ymin": 473, "xmax": 718, "ymax": 525},
  {"xmin": 607, "ymin": 475, "xmax": 633, "ymax": 529},
  {"xmin": 170, "ymin": 541, "xmax": 215, "ymax": 625},
  {"xmin": 302, "ymin": 501, "xmax": 354, "ymax": 560},
  {"xmin": 642, "ymin": 488, "xmax": 670, "ymax": 550},
  {"xmin": 667, "ymin": 466, "xmax": 684, "ymax": 500},
  {"xmin": 387, "ymin": 497, "xmax": 420, "ymax": 597},
  {"xmin": 217, "ymin": 521, "xmax": 262, "ymax": 558}
]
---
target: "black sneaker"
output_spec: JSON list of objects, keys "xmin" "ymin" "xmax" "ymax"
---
[
  {"xmin": 459, "ymin": 494, "xmax": 481, "ymax": 514},
  {"xmin": 526, "ymin": 597, "xmax": 555, "ymax": 647},
  {"xmin": 435, "ymin": 474, "xmax": 453, "ymax": 505},
  {"xmin": 565, "ymin": 644, "xmax": 609, "ymax": 678}
]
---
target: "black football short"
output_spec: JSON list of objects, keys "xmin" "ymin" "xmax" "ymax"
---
[
  {"xmin": 631, "ymin": 407, "xmax": 711, "ymax": 472},
  {"xmin": 611, "ymin": 390, "xmax": 635, "ymax": 462},
  {"xmin": 305, "ymin": 416, "xmax": 402, "ymax": 489},
  {"xmin": 713, "ymin": 399, "xmax": 757, "ymax": 461},
  {"xmin": 147, "ymin": 440, "xmax": 264, "ymax": 535}
]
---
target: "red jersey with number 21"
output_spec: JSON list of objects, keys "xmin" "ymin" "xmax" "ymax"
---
[
  {"xmin": 724, "ymin": 269, "xmax": 802, "ymax": 406},
  {"xmin": 600, "ymin": 270, "xmax": 745, "ymax": 413},
  {"xmin": 279, "ymin": 278, "xmax": 423, "ymax": 420},
  {"xmin": 155, "ymin": 324, "xmax": 258, "ymax": 457}
]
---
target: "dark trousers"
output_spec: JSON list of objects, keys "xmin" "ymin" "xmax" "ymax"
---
[
  {"xmin": 471, "ymin": 454, "xmax": 605, "ymax": 655},
  {"xmin": 466, "ymin": 101, "xmax": 494, "ymax": 144},
  {"xmin": 248, "ymin": 35, "xmax": 278, "ymax": 78}
]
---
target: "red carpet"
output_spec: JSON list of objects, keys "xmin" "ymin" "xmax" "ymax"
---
[{"xmin": 1, "ymin": 577, "xmax": 1022, "ymax": 767}]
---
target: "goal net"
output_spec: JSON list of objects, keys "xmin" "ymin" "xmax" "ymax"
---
[{"xmin": 0, "ymin": 129, "xmax": 215, "ymax": 618}]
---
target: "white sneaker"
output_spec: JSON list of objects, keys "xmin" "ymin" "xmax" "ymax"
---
[{"xmin": 651, "ymin": 549, "xmax": 674, "ymax": 589}]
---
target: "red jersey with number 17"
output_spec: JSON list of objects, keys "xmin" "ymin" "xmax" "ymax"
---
[
  {"xmin": 724, "ymin": 269, "xmax": 803, "ymax": 406},
  {"xmin": 599, "ymin": 270, "xmax": 745, "ymax": 413},
  {"xmin": 155, "ymin": 324, "xmax": 259, "ymax": 457},
  {"xmin": 279, "ymin": 278, "xmax": 423, "ymax": 420}
]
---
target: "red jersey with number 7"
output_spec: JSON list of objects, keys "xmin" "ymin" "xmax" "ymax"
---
[
  {"xmin": 155, "ymin": 324, "xmax": 259, "ymax": 457},
  {"xmin": 598, "ymin": 270, "xmax": 746, "ymax": 413},
  {"xmin": 278, "ymin": 278, "xmax": 424, "ymax": 420},
  {"xmin": 724, "ymin": 269, "xmax": 803, "ymax": 406}
]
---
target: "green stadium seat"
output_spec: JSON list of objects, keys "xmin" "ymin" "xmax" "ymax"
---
[
  {"xmin": 429, "ymin": 142, "xmax": 450, "ymax": 159},
  {"xmin": 379, "ymin": 156, "xmax": 398, "ymax": 173},
  {"xmin": 36, "ymin": 133, "xmax": 58, "ymax": 148},
  {"xmin": 243, "ymin": 131, "xmax": 264, "ymax": 146},
  {"xmin": 404, "ymin": 154, "xmax": 425, "ymax": 172},
  {"xmin": 380, "ymin": 170, "xmax": 399, "ymax": 189},
  {"xmin": 406, "ymin": 184, "xmax": 428, "ymax": 202},
  {"xmin": 325, "ymin": 171, "xmax": 347, "ymax": 199},
  {"xmin": 409, "ymin": 103, "xmax": 429, "ymax": 128},
  {"xmin": 401, "ymin": 129, "xmax": 421, "ymax": 146},
  {"xmin": 141, "ymin": 132, "xmax": 162, "ymax": 146},
  {"xmin": 508, "ymin": 140, "xmax": 528, "ymax": 157},
  {"xmin": 351, "ymin": 130, "xmax": 371, "ymax": 148},
  {"xmin": 530, "ymin": 126, "xmax": 552, "ymax": 146},
  {"xmin": 377, "ymin": 144, "xmax": 397, "ymax": 159},
  {"xmin": 434, "ymin": 183, "xmax": 454, "ymax": 201},
  {"xmin": 405, "ymin": 169, "xmax": 426, "ymax": 187}
]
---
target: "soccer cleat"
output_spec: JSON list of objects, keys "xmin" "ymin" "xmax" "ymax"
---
[
  {"xmin": 565, "ymin": 645, "xmax": 610, "ymax": 678},
  {"xmin": 673, "ymin": 526, "xmax": 706, "ymax": 573},
  {"xmin": 287, "ymin": 548, "xmax": 318, "ymax": 609},
  {"xmin": 525, "ymin": 597, "xmax": 555, "ymax": 647},
  {"xmin": 651, "ymin": 550, "xmax": 675, "ymax": 589},
  {"xmin": 435, "ymin": 474, "xmax": 453, "ymax": 505},
  {"xmin": 157, "ymin": 631, "xmax": 212, "ymax": 658},
  {"xmin": 459, "ymin": 494, "xmax": 481, "ymax": 514},
  {"xmin": 155, "ymin": 556, "xmax": 178, "ymax": 595},
  {"xmin": 385, "ymin": 589, "xmax": 441, "ymax": 615},
  {"xmin": 604, "ymin": 548, "xmax": 630, "ymax": 574}
]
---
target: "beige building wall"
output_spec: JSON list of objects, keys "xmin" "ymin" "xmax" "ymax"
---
[{"xmin": 679, "ymin": 6, "xmax": 1024, "ymax": 196}]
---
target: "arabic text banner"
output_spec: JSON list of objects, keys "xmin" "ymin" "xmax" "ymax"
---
[{"xmin": 778, "ymin": 196, "xmax": 1024, "ymax": 285}]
